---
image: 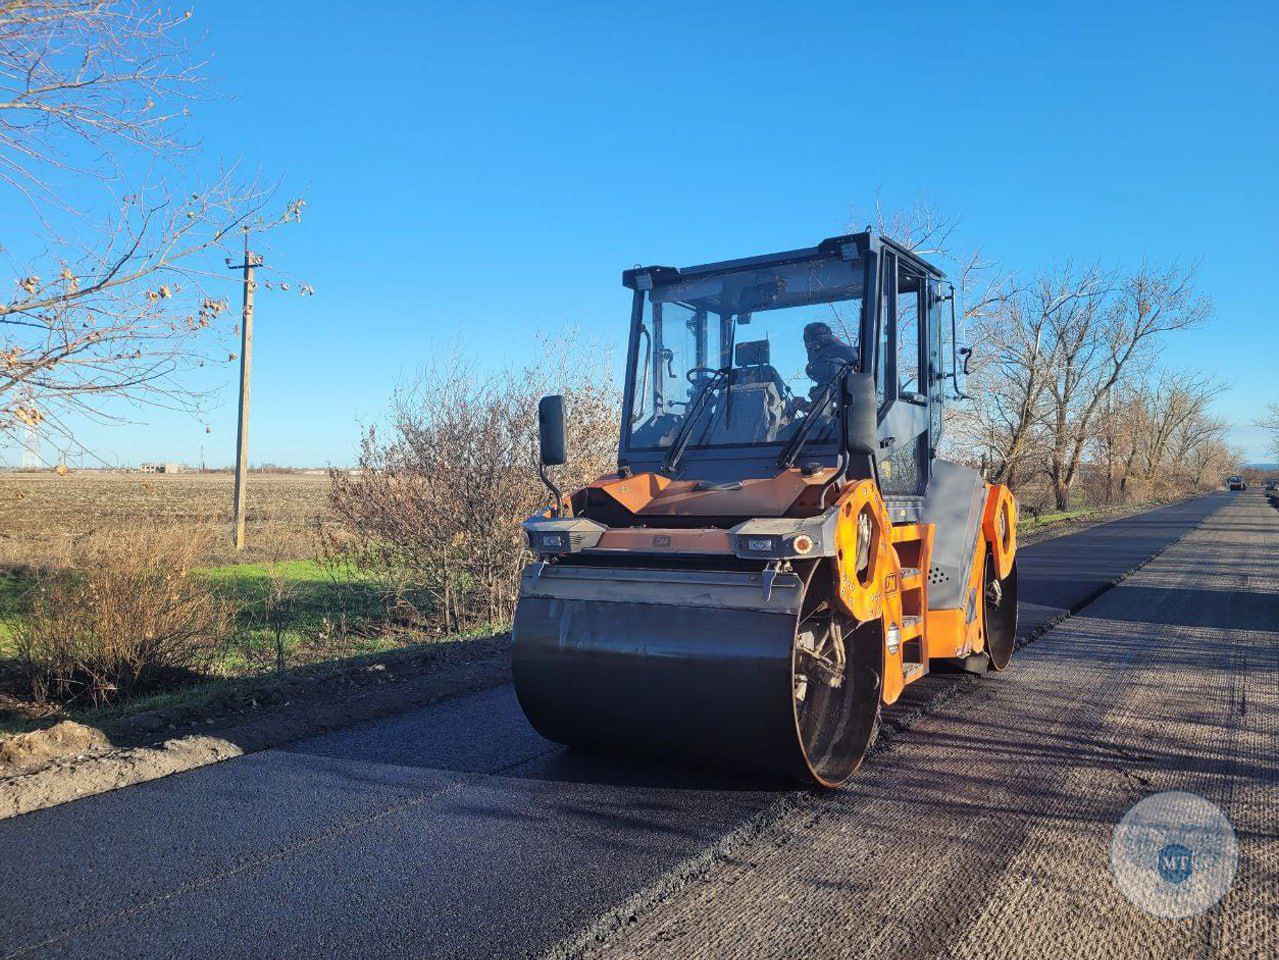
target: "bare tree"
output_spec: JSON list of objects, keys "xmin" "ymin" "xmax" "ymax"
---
[
  {"xmin": 1041, "ymin": 262, "xmax": 1210, "ymax": 509},
  {"xmin": 1113, "ymin": 372, "xmax": 1226, "ymax": 498},
  {"xmin": 0, "ymin": 2, "xmax": 304, "ymax": 458},
  {"xmin": 851, "ymin": 198, "xmax": 1013, "ymax": 331},
  {"xmin": 848, "ymin": 202, "xmax": 1219, "ymax": 509},
  {"xmin": 968, "ymin": 268, "xmax": 1106, "ymax": 488},
  {"xmin": 1, "ymin": 182, "xmax": 305, "ymax": 451},
  {"xmin": 1258, "ymin": 403, "xmax": 1279, "ymax": 462}
]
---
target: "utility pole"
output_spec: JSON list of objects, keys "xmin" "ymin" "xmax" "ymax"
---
[{"xmin": 227, "ymin": 234, "xmax": 262, "ymax": 551}]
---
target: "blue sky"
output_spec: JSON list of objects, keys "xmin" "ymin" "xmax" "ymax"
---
[{"xmin": 5, "ymin": 0, "xmax": 1278, "ymax": 466}]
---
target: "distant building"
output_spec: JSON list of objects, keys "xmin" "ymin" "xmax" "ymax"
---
[{"xmin": 139, "ymin": 462, "xmax": 183, "ymax": 474}]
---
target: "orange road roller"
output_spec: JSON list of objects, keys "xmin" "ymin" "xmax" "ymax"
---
[{"xmin": 513, "ymin": 233, "xmax": 1018, "ymax": 787}]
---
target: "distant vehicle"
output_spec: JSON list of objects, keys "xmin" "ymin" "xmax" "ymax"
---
[
  {"xmin": 1265, "ymin": 478, "xmax": 1278, "ymax": 492},
  {"xmin": 1227, "ymin": 475, "xmax": 1247, "ymax": 491}
]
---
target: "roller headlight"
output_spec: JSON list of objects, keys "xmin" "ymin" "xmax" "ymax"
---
[
  {"xmin": 730, "ymin": 517, "xmax": 834, "ymax": 560},
  {"xmin": 529, "ymin": 531, "xmax": 570, "ymax": 553}
]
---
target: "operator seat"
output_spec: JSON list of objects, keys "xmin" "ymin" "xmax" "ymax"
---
[{"xmin": 705, "ymin": 339, "xmax": 786, "ymax": 444}]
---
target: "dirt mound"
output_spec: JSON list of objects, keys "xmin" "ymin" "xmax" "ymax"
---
[{"xmin": 0, "ymin": 721, "xmax": 110, "ymax": 772}]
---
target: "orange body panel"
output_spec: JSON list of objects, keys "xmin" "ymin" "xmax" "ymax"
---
[
  {"xmin": 829, "ymin": 482, "xmax": 936, "ymax": 706},
  {"xmin": 880, "ymin": 523, "xmax": 932, "ymax": 703},
  {"xmin": 590, "ymin": 468, "xmax": 838, "ymax": 519},
  {"xmin": 831, "ymin": 479, "xmax": 893, "ymax": 624},
  {"xmin": 982, "ymin": 483, "xmax": 1017, "ymax": 580}
]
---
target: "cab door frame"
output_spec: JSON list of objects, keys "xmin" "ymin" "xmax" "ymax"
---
[{"xmin": 874, "ymin": 248, "xmax": 932, "ymax": 500}]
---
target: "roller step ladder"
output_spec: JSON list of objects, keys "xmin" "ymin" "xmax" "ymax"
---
[{"xmin": 891, "ymin": 524, "xmax": 934, "ymax": 688}]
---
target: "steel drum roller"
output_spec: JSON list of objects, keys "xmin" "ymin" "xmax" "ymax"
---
[{"xmin": 512, "ymin": 563, "xmax": 881, "ymax": 785}]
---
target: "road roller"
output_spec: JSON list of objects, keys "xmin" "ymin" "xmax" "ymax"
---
[{"xmin": 513, "ymin": 232, "xmax": 1018, "ymax": 787}]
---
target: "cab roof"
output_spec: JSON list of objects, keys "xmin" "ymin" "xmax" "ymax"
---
[{"xmin": 622, "ymin": 232, "xmax": 946, "ymax": 290}]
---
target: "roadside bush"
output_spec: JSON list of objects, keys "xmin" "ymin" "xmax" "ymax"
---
[
  {"xmin": 328, "ymin": 337, "xmax": 618, "ymax": 633},
  {"xmin": 14, "ymin": 525, "xmax": 233, "ymax": 706}
]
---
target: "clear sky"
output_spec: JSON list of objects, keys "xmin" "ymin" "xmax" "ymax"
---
[{"xmin": 6, "ymin": 0, "xmax": 1278, "ymax": 466}]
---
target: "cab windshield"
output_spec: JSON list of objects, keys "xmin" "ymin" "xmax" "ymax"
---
[{"xmin": 627, "ymin": 254, "xmax": 865, "ymax": 456}]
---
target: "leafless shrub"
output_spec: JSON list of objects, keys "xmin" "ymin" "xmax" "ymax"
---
[
  {"xmin": 13, "ymin": 523, "xmax": 233, "ymax": 705},
  {"xmin": 327, "ymin": 337, "xmax": 619, "ymax": 635}
]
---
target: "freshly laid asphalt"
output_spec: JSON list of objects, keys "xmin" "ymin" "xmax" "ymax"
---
[{"xmin": 0, "ymin": 495, "xmax": 1232, "ymax": 960}]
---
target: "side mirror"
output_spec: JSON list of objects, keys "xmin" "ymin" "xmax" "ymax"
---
[
  {"xmin": 538, "ymin": 395, "xmax": 567, "ymax": 466},
  {"xmin": 842, "ymin": 372, "xmax": 878, "ymax": 457}
]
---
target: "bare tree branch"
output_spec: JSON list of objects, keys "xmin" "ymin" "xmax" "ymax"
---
[
  {"xmin": 0, "ymin": 1, "xmax": 202, "ymax": 206},
  {"xmin": 0, "ymin": 3, "xmax": 309, "ymax": 461}
]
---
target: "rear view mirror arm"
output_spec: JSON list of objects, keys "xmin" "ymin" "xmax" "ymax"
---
[{"xmin": 539, "ymin": 462, "xmax": 564, "ymax": 517}]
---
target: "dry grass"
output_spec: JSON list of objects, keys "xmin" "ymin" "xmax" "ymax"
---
[
  {"xmin": 0, "ymin": 470, "xmax": 410, "ymax": 718},
  {"xmin": 0, "ymin": 470, "xmax": 329, "ymax": 569},
  {"xmin": 13, "ymin": 525, "xmax": 234, "ymax": 706}
]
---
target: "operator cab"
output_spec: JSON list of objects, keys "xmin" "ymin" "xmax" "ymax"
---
[{"xmin": 620, "ymin": 233, "xmax": 963, "ymax": 503}]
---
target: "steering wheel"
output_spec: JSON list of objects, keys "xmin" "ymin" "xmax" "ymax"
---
[{"xmin": 686, "ymin": 366, "xmax": 720, "ymax": 384}]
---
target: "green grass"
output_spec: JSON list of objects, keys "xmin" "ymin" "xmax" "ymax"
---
[
  {"xmin": 0, "ymin": 570, "xmax": 23, "ymax": 655},
  {"xmin": 199, "ymin": 558, "xmax": 368, "ymax": 587},
  {"xmin": 0, "ymin": 557, "xmax": 406, "ymax": 688},
  {"xmin": 0, "ymin": 556, "xmax": 477, "ymax": 737},
  {"xmin": 201, "ymin": 559, "xmax": 383, "ymax": 628},
  {"xmin": 197, "ymin": 559, "xmax": 399, "ymax": 672},
  {"xmin": 1021, "ymin": 507, "xmax": 1093, "ymax": 527}
]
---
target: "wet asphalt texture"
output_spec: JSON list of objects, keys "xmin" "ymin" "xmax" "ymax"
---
[{"xmin": 1, "ymin": 493, "xmax": 1264, "ymax": 960}]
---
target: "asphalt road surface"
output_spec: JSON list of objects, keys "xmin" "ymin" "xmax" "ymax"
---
[{"xmin": 2, "ymin": 492, "xmax": 1272, "ymax": 960}]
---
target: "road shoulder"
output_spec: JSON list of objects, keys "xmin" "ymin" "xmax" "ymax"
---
[{"xmin": 0, "ymin": 634, "xmax": 510, "ymax": 819}]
